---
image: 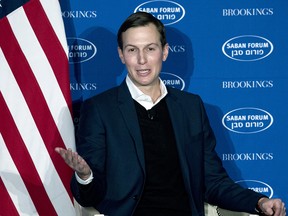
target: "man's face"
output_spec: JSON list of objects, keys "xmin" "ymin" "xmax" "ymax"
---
[{"xmin": 118, "ymin": 23, "xmax": 168, "ymax": 89}]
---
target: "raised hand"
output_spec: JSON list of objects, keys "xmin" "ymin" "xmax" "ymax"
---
[{"xmin": 55, "ymin": 147, "xmax": 91, "ymax": 180}]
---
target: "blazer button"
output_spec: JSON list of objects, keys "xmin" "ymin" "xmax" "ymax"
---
[{"xmin": 133, "ymin": 195, "xmax": 139, "ymax": 200}]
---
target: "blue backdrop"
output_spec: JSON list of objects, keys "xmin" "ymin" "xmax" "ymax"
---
[{"xmin": 60, "ymin": 0, "xmax": 288, "ymax": 206}]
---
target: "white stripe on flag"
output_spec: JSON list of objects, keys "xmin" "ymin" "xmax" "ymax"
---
[
  {"xmin": 0, "ymin": 134, "xmax": 38, "ymax": 216},
  {"xmin": 40, "ymin": 0, "xmax": 69, "ymax": 55},
  {"xmin": 0, "ymin": 48, "xmax": 75, "ymax": 215},
  {"xmin": 7, "ymin": 5, "xmax": 75, "ymax": 150}
]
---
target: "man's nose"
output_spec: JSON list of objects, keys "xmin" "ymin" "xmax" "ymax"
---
[{"xmin": 137, "ymin": 51, "xmax": 147, "ymax": 64}]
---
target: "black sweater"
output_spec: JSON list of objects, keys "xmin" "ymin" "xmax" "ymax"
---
[{"xmin": 133, "ymin": 98, "xmax": 191, "ymax": 216}]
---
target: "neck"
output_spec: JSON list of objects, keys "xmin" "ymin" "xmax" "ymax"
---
[{"xmin": 139, "ymin": 84, "xmax": 161, "ymax": 103}]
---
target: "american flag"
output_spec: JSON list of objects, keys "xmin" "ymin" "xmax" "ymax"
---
[{"xmin": 0, "ymin": 0, "xmax": 76, "ymax": 215}]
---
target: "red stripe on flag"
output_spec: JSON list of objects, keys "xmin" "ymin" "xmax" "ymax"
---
[
  {"xmin": 24, "ymin": 0, "xmax": 73, "ymax": 113},
  {"xmin": 24, "ymin": 0, "xmax": 75, "ymax": 199},
  {"xmin": 0, "ymin": 8, "xmax": 73, "ymax": 201},
  {"xmin": 0, "ymin": 178, "xmax": 19, "ymax": 215},
  {"xmin": 0, "ymin": 93, "xmax": 58, "ymax": 215}
]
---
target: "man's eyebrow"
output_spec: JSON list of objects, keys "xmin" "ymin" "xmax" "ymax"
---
[
  {"xmin": 123, "ymin": 44, "xmax": 136, "ymax": 48},
  {"xmin": 124, "ymin": 43, "xmax": 159, "ymax": 49}
]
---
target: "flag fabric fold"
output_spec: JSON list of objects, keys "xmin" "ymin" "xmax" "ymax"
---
[{"xmin": 0, "ymin": 0, "xmax": 76, "ymax": 215}]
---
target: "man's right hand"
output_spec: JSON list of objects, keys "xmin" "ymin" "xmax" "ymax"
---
[{"xmin": 55, "ymin": 147, "xmax": 91, "ymax": 180}]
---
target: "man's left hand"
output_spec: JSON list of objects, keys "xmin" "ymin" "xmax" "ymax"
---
[{"xmin": 258, "ymin": 197, "xmax": 286, "ymax": 216}]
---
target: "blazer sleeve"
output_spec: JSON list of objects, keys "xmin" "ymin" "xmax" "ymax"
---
[
  {"xmin": 70, "ymin": 97, "xmax": 107, "ymax": 207},
  {"xmin": 198, "ymin": 96, "xmax": 264, "ymax": 213}
]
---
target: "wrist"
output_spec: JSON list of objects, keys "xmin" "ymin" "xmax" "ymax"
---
[
  {"xmin": 78, "ymin": 171, "xmax": 91, "ymax": 180},
  {"xmin": 75, "ymin": 170, "xmax": 93, "ymax": 185}
]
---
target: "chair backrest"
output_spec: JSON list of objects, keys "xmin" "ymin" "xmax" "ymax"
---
[{"xmin": 205, "ymin": 203, "xmax": 251, "ymax": 216}]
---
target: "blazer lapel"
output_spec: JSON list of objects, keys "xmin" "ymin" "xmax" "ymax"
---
[
  {"xmin": 117, "ymin": 82, "xmax": 146, "ymax": 172},
  {"xmin": 165, "ymin": 92, "xmax": 186, "ymax": 155},
  {"xmin": 165, "ymin": 92, "xmax": 192, "ymax": 192}
]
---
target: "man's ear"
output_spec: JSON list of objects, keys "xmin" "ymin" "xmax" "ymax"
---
[
  {"xmin": 162, "ymin": 43, "xmax": 169, "ymax": 61},
  {"xmin": 118, "ymin": 47, "xmax": 125, "ymax": 64}
]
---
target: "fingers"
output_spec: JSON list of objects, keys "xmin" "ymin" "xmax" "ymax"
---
[
  {"xmin": 55, "ymin": 147, "xmax": 73, "ymax": 164},
  {"xmin": 262, "ymin": 199, "xmax": 286, "ymax": 216},
  {"xmin": 66, "ymin": 149, "xmax": 82, "ymax": 170},
  {"xmin": 54, "ymin": 147, "xmax": 91, "ymax": 175},
  {"xmin": 272, "ymin": 199, "xmax": 286, "ymax": 216}
]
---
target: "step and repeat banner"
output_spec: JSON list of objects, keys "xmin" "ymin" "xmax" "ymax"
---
[{"xmin": 60, "ymin": 0, "xmax": 288, "ymax": 206}]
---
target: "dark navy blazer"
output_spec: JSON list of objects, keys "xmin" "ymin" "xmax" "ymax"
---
[{"xmin": 71, "ymin": 81, "xmax": 263, "ymax": 216}]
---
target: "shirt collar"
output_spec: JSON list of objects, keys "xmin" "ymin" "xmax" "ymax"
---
[{"xmin": 125, "ymin": 75, "xmax": 168, "ymax": 110}]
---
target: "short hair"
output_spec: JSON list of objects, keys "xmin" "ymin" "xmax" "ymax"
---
[{"xmin": 117, "ymin": 12, "xmax": 167, "ymax": 50}]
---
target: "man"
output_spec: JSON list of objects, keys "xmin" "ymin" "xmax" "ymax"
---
[{"xmin": 56, "ymin": 12, "xmax": 286, "ymax": 216}]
